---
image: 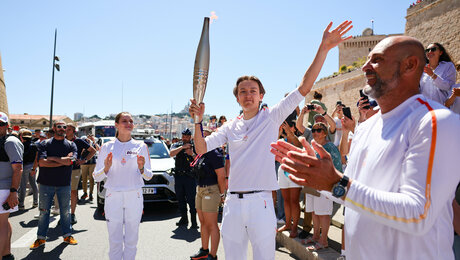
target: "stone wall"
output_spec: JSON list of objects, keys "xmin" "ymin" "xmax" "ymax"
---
[
  {"xmin": 406, "ymin": 0, "xmax": 460, "ymax": 82},
  {"xmin": 304, "ymin": 69, "xmax": 366, "ymax": 120},
  {"xmin": 338, "ymin": 35, "xmax": 389, "ymax": 69},
  {"xmin": 0, "ymin": 53, "xmax": 9, "ymax": 114}
]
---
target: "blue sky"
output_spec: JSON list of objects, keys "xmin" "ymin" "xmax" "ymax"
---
[{"xmin": 1, "ymin": 0, "xmax": 413, "ymax": 119}]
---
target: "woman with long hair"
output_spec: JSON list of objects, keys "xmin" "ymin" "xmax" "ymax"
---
[
  {"xmin": 420, "ymin": 42, "xmax": 456, "ymax": 104},
  {"xmin": 217, "ymin": 116, "xmax": 227, "ymax": 128},
  {"xmin": 303, "ymin": 122, "xmax": 342, "ymax": 250},
  {"xmin": 93, "ymin": 112, "xmax": 153, "ymax": 260}
]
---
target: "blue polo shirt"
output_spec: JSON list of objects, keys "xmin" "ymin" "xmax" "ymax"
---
[{"xmin": 37, "ymin": 138, "xmax": 77, "ymax": 186}]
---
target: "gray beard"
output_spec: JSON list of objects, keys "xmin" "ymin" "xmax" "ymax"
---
[{"xmin": 363, "ymin": 68, "xmax": 400, "ymax": 99}]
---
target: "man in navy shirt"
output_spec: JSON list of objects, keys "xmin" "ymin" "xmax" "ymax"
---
[
  {"xmin": 30, "ymin": 121, "xmax": 79, "ymax": 249},
  {"xmin": 65, "ymin": 123, "xmax": 95, "ymax": 225}
]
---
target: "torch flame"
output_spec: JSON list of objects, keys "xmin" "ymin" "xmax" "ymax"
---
[{"xmin": 210, "ymin": 11, "xmax": 218, "ymax": 24}]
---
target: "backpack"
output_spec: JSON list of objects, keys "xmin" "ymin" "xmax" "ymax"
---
[{"xmin": 0, "ymin": 135, "xmax": 20, "ymax": 162}]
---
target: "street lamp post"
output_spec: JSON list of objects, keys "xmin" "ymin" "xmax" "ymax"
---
[{"xmin": 49, "ymin": 29, "xmax": 60, "ymax": 129}]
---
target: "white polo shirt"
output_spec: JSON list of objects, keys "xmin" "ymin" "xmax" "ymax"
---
[
  {"xmin": 340, "ymin": 94, "xmax": 460, "ymax": 260},
  {"xmin": 205, "ymin": 89, "xmax": 304, "ymax": 192}
]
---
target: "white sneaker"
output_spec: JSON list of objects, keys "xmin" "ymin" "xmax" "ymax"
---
[{"xmin": 277, "ymin": 218, "xmax": 286, "ymax": 225}]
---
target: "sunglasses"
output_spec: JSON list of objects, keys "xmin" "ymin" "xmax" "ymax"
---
[
  {"xmin": 56, "ymin": 125, "xmax": 67, "ymax": 129},
  {"xmin": 311, "ymin": 128, "xmax": 324, "ymax": 133},
  {"xmin": 0, "ymin": 122, "xmax": 7, "ymax": 127},
  {"xmin": 425, "ymin": 47, "xmax": 438, "ymax": 53}
]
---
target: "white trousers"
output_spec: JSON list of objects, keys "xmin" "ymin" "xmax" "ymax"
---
[
  {"xmin": 221, "ymin": 191, "xmax": 276, "ymax": 260},
  {"xmin": 105, "ymin": 188, "xmax": 143, "ymax": 260}
]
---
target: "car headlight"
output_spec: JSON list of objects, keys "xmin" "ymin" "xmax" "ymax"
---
[{"xmin": 165, "ymin": 168, "xmax": 174, "ymax": 176}]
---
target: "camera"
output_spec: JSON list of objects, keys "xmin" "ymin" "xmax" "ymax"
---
[
  {"xmin": 178, "ymin": 140, "xmax": 194, "ymax": 153},
  {"xmin": 307, "ymin": 104, "xmax": 315, "ymax": 110}
]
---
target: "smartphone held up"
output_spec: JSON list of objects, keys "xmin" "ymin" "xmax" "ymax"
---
[{"xmin": 342, "ymin": 107, "xmax": 352, "ymax": 120}]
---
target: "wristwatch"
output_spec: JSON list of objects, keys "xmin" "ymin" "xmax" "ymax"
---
[
  {"xmin": 10, "ymin": 187, "xmax": 18, "ymax": 193},
  {"xmin": 332, "ymin": 175, "xmax": 349, "ymax": 198}
]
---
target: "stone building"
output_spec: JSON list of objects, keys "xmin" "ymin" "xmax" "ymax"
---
[
  {"xmin": 9, "ymin": 114, "xmax": 74, "ymax": 130},
  {"xmin": 0, "ymin": 53, "xmax": 8, "ymax": 114},
  {"xmin": 303, "ymin": 0, "xmax": 459, "ymax": 121},
  {"xmin": 338, "ymin": 29, "xmax": 401, "ymax": 69},
  {"xmin": 304, "ymin": 29, "xmax": 402, "ymax": 118}
]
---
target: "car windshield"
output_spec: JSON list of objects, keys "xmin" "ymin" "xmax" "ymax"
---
[
  {"xmin": 95, "ymin": 126, "xmax": 116, "ymax": 137},
  {"xmin": 146, "ymin": 142, "xmax": 170, "ymax": 159}
]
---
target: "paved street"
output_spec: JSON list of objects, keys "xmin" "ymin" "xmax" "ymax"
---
[{"xmin": 9, "ymin": 193, "xmax": 298, "ymax": 260}]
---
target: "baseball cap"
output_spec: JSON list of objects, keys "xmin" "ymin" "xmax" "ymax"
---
[
  {"xmin": 313, "ymin": 114, "xmax": 325, "ymax": 121},
  {"xmin": 0, "ymin": 112, "xmax": 8, "ymax": 123},
  {"xmin": 20, "ymin": 129, "xmax": 33, "ymax": 138},
  {"xmin": 182, "ymin": 128, "xmax": 192, "ymax": 135}
]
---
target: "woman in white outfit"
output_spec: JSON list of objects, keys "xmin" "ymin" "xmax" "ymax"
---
[
  {"xmin": 303, "ymin": 122, "xmax": 342, "ymax": 250},
  {"xmin": 277, "ymin": 121, "xmax": 302, "ymax": 238},
  {"xmin": 93, "ymin": 112, "xmax": 153, "ymax": 260},
  {"xmin": 419, "ymin": 42, "xmax": 456, "ymax": 105}
]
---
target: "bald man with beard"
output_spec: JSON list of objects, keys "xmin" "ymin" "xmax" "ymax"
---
[{"xmin": 271, "ymin": 36, "xmax": 460, "ymax": 259}]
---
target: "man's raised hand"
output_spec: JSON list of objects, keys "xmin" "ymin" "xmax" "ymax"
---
[{"xmin": 321, "ymin": 21, "xmax": 353, "ymax": 51}]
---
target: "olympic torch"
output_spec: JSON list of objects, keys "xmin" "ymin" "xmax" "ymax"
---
[{"xmin": 193, "ymin": 17, "xmax": 210, "ymax": 122}]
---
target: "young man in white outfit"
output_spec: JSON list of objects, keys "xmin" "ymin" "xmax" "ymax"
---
[
  {"xmin": 190, "ymin": 21, "xmax": 353, "ymax": 260},
  {"xmin": 272, "ymin": 36, "xmax": 460, "ymax": 259}
]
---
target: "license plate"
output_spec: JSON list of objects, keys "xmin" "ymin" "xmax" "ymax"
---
[{"xmin": 143, "ymin": 188, "xmax": 156, "ymax": 194}]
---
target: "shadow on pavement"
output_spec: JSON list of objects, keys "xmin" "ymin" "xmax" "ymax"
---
[
  {"xmin": 91, "ymin": 201, "xmax": 180, "ymax": 222},
  {"xmin": 170, "ymin": 226, "xmax": 200, "ymax": 242},
  {"xmin": 44, "ymin": 224, "xmax": 87, "ymax": 243},
  {"xmin": 20, "ymin": 219, "xmax": 39, "ymax": 228},
  {"xmin": 22, "ymin": 242, "xmax": 68, "ymax": 260}
]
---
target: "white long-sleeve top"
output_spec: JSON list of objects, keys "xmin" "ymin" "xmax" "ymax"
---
[
  {"xmin": 420, "ymin": 61, "xmax": 456, "ymax": 105},
  {"xmin": 448, "ymin": 84, "xmax": 460, "ymax": 115},
  {"xmin": 334, "ymin": 94, "xmax": 460, "ymax": 260},
  {"xmin": 205, "ymin": 89, "xmax": 304, "ymax": 192},
  {"xmin": 93, "ymin": 138, "xmax": 153, "ymax": 191}
]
